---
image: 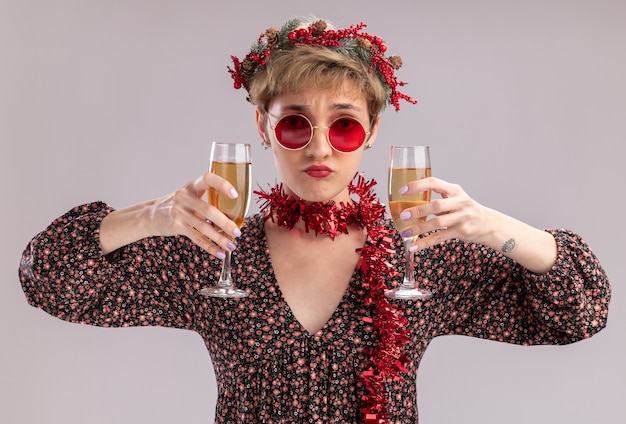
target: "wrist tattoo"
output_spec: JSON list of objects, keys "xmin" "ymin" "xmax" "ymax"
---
[{"xmin": 502, "ymin": 238, "xmax": 517, "ymax": 253}]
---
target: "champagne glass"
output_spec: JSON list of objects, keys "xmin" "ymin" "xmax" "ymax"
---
[
  {"xmin": 199, "ymin": 142, "xmax": 252, "ymax": 298},
  {"xmin": 385, "ymin": 145, "xmax": 433, "ymax": 300}
]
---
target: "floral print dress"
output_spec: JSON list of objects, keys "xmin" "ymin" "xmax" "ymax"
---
[{"xmin": 19, "ymin": 202, "xmax": 610, "ymax": 423}]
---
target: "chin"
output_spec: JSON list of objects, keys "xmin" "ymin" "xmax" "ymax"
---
[
  {"xmin": 300, "ymin": 186, "xmax": 350, "ymax": 204},
  {"xmin": 283, "ymin": 175, "xmax": 353, "ymax": 203}
]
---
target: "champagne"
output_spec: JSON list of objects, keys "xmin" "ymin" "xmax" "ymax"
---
[
  {"xmin": 384, "ymin": 145, "xmax": 433, "ymax": 300},
  {"xmin": 208, "ymin": 161, "xmax": 251, "ymax": 228},
  {"xmin": 388, "ymin": 167, "xmax": 431, "ymax": 231},
  {"xmin": 200, "ymin": 142, "xmax": 251, "ymax": 298}
]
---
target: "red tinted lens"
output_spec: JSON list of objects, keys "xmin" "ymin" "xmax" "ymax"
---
[
  {"xmin": 274, "ymin": 115, "xmax": 312, "ymax": 149},
  {"xmin": 328, "ymin": 117, "xmax": 367, "ymax": 152}
]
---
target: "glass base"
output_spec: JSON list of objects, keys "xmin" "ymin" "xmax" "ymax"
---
[
  {"xmin": 385, "ymin": 286, "xmax": 432, "ymax": 300},
  {"xmin": 199, "ymin": 286, "xmax": 249, "ymax": 298}
]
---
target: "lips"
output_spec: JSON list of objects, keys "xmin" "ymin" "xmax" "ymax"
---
[{"xmin": 304, "ymin": 165, "xmax": 332, "ymax": 178}]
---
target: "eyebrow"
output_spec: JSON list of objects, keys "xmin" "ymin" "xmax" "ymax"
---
[{"xmin": 280, "ymin": 103, "xmax": 363, "ymax": 113}]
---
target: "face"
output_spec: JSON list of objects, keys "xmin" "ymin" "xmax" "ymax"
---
[{"xmin": 256, "ymin": 82, "xmax": 380, "ymax": 203}]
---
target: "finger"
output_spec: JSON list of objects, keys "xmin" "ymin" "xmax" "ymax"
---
[
  {"xmin": 402, "ymin": 177, "xmax": 464, "ymax": 199},
  {"xmin": 177, "ymin": 211, "xmax": 241, "ymax": 259},
  {"xmin": 178, "ymin": 225, "xmax": 228, "ymax": 260},
  {"xmin": 410, "ymin": 228, "xmax": 454, "ymax": 252},
  {"xmin": 185, "ymin": 212, "xmax": 239, "ymax": 252},
  {"xmin": 399, "ymin": 201, "xmax": 429, "ymax": 223},
  {"xmin": 401, "ymin": 216, "xmax": 449, "ymax": 241},
  {"xmin": 192, "ymin": 172, "xmax": 239, "ymax": 200},
  {"xmin": 196, "ymin": 197, "xmax": 243, "ymax": 239},
  {"xmin": 172, "ymin": 187, "xmax": 242, "ymax": 239},
  {"xmin": 398, "ymin": 198, "xmax": 450, "ymax": 229},
  {"xmin": 401, "ymin": 195, "xmax": 468, "ymax": 226},
  {"xmin": 401, "ymin": 197, "xmax": 474, "ymax": 239}
]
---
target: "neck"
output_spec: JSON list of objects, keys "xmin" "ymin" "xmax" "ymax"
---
[{"xmin": 281, "ymin": 184, "xmax": 355, "ymax": 209}]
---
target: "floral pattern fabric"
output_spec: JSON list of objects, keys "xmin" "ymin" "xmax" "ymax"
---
[{"xmin": 19, "ymin": 202, "xmax": 611, "ymax": 423}]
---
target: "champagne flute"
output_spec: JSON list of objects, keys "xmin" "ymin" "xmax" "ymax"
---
[
  {"xmin": 199, "ymin": 142, "xmax": 252, "ymax": 298},
  {"xmin": 385, "ymin": 145, "xmax": 433, "ymax": 300}
]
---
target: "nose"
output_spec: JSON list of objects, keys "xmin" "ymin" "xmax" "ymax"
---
[{"xmin": 305, "ymin": 125, "xmax": 333, "ymax": 157}]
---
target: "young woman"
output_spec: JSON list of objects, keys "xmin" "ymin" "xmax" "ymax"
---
[{"xmin": 19, "ymin": 18, "xmax": 610, "ymax": 423}]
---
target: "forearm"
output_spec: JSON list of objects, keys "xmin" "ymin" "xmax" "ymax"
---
[
  {"xmin": 99, "ymin": 200, "xmax": 159, "ymax": 255},
  {"xmin": 480, "ymin": 207, "xmax": 557, "ymax": 275}
]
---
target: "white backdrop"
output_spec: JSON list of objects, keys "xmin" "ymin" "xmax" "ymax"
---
[{"xmin": 1, "ymin": 0, "xmax": 625, "ymax": 423}]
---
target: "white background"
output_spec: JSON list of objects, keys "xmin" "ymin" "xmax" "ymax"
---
[{"xmin": 1, "ymin": 0, "xmax": 625, "ymax": 423}]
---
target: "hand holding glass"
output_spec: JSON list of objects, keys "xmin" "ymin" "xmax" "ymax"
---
[
  {"xmin": 199, "ymin": 142, "xmax": 251, "ymax": 298},
  {"xmin": 386, "ymin": 145, "xmax": 433, "ymax": 300}
]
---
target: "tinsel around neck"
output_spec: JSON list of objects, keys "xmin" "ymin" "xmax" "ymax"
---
[{"xmin": 254, "ymin": 173, "xmax": 385, "ymax": 240}]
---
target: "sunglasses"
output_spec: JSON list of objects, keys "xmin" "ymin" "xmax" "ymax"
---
[{"xmin": 269, "ymin": 114, "xmax": 370, "ymax": 153}]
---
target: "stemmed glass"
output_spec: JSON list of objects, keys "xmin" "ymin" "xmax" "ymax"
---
[
  {"xmin": 199, "ymin": 142, "xmax": 252, "ymax": 298},
  {"xmin": 385, "ymin": 145, "xmax": 433, "ymax": 300}
]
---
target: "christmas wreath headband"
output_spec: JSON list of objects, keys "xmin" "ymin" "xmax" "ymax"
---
[{"xmin": 228, "ymin": 18, "xmax": 417, "ymax": 111}]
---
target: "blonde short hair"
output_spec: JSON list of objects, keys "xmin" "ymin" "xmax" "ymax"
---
[{"xmin": 247, "ymin": 45, "xmax": 388, "ymax": 121}]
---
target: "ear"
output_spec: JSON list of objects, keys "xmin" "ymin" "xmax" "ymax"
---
[
  {"xmin": 255, "ymin": 109, "xmax": 271, "ymax": 149},
  {"xmin": 364, "ymin": 115, "xmax": 381, "ymax": 149}
]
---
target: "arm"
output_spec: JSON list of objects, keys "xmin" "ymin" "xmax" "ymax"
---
[
  {"xmin": 18, "ymin": 172, "xmax": 243, "ymax": 327},
  {"xmin": 397, "ymin": 177, "xmax": 610, "ymax": 343},
  {"xmin": 100, "ymin": 172, "xmax": 243, "ymax": 257},
  {"xmin": 422, "ymin": 229, "xmax": 610, "ymax": 344},
  {"xmin": 399, "ymin": 177, "xmax": 556, "ymax": 274},
  {"xmin": 18, "ymin": 202, "xmax": 220, "ymax": 329},
  {"xmin": 464, "ymin": 205, "xmax": 557, "ymax": 275}
]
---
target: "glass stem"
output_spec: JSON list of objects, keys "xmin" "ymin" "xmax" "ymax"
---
[
  {"xmin": 218, "ymin": 250, "xmax": 233, "ymax": 287},
  {"xmin": 402, "ymin": 238, "xmax": 416, "ymax": 289}
]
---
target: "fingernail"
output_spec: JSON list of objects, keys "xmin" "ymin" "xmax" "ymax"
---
[
  {"xmin": 226, "ymin": 241, "xmax": 237, "ymax": 251},
  {"xmin": 216, "ymin": 251, "xmax": 226, "ymax": 260},
  {"xmin": 401, "ymin": 229, "xmax": 412, "ymax": 237},
  {"xmin": 232, "ymin": 228, "xmax": 242, "ymax": 237},
  {"xmin": 409, "ymin": 244, "xmax": 419, "ymax": 253},
  {"xmin": 399, "ymin": 186, "xmax": 408, "ymax": 195},
  {"xmin": 400, "ymin": 211, "xmax": 411, "ymax": 220},
  {"xmin": 229, "ymin": 188, "xmax": 239, "ymax": 198}
]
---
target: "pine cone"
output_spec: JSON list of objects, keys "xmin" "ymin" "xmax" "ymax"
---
[
  {"xmin": 356, "ymin": 36, "xmax": 372, "ymax": 50},
  {"xmin": 312, "ymin": 20, "xmax": 327, "ymax": 36},
  {"xmin": 265, "ymin": 27, "xmax": 280, "ymax": 48},
  {"xmin": 388, "ymin": 55, "xmax": 403, "ymax": 70},
  {"xmin": 241, "ymin": 58, "xmax": 257, "ymax": 76}
]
